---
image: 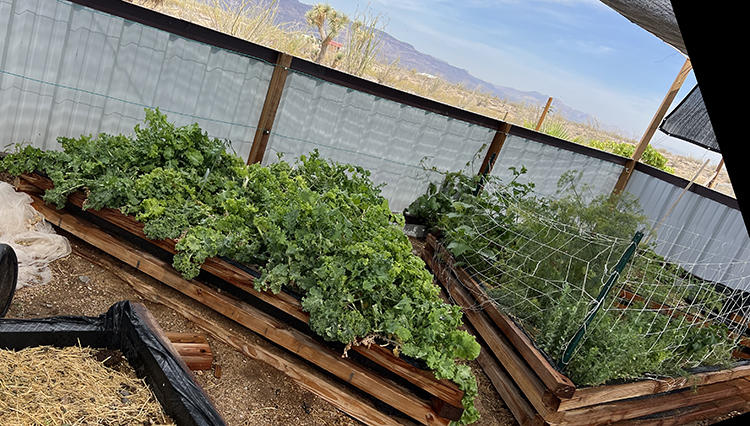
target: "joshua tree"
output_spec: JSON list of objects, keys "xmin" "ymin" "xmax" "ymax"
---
[{"xmin": 306, "ymin": 3, "xmax": 349, "ymax": 64}]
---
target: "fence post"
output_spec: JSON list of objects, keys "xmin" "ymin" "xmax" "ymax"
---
[
  {"xmin": 474, "ymin": 122, "xmax": 513, "ymax": 195},
  {"xmin": 479, "ymin": 122, "xmax": 512, "ymax": 176},
  {"xmin": 611, "ymin": 58, "xmax": 692, "ymax": 195},
  {"xmin": 247, "ymin": 52, "xmax": 293, "ymax": 165},
  {"xmin": 535, "ymin": 97, "xmax": 553, "ymax": 131}
]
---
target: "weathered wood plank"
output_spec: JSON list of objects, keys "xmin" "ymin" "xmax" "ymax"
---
[
  {"xmin": 421, "ymin": 241, "xmax": 563, "ymax": 423},
  {"xmin": 247, "ymin": 52, "xmax": 293, "ymax": 165},
  {"xmin": 349, "ymin": 342, "xmax": 465, "ymax": 416},
  {"xmin": 29, "ymin": 195, "xmax": 450, "ymax": 426},
  {"xmin": 426, "ymin": 234, "xmax": 576, "ymax": 399},
  {"xmin": 606, "ymin": 396, "xmax": 749, "ymax": 426},
  {"xmin": 125, "ymin": 269, "xmax": 418, "ymax": 426},
  {"xmin": 558, "ymin": 378, "xmax": 750, "ymax": 426},
  {"xmin": 19, "ymin": 174, "xmax": 465, "ymax": 412},
  {"xmin": 559, "ymin": 362, "xmax": 750, "ymax": 411}
]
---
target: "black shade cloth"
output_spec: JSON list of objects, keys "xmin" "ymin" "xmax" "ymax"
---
[
  {"xmin": 0, "ymin": 300, "xmax": 226, "ymax": 426},
  {"xmin": 660, "ymin": 84, "xmax": 720, "ymax": 153}
]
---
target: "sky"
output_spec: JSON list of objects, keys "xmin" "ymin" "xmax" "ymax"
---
[{"xmin": 324, "ymin": 0, "xmax": 721, "ymax": 163}]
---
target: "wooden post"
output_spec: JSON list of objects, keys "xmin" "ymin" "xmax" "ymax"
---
[
  {"xmin": 535, "ymin": 97, "xmax": 553, "ymax": 131},
  {"xmin": 479, "ymin": 122, "xmax": 513, "ymax": 177},
  {"xmin": 644, "ymin": 159, "xmax": 710, "ymax": 245},
  {"xmin": 612, "ymin": 58, "xmax": 693, "ymax": 195},
  {"xmin": 706, "ymin": 158, "xmax": 725, "ymax": 189},
  {"xmin": 247, "ymin": 52, "xmax": 293, "ymax": 165}
]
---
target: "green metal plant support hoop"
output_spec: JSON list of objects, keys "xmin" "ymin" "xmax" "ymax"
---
[{"xmin": 558, "ymin": 230, "xmax": 644, "ymax": 370}]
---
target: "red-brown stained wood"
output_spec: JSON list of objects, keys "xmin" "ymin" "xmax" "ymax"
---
[
  {"xmin": 464, "ymin": 312, "xmax": 547, "ymax": 426},
  {"xmin": 27, "ymin": 194, "xmax": 450, "ymax": 426},
  {"xmin": 247, "ymin": 52, "xmax": 293, "ymax": 165},
  {"xmin": 166, "ymin": 332, "xmax": 214, "ymax": 371},
  {"xmin": 422, "ymin": 241, "xmax": 563, "ymax": 423},
  {"xmin": 560, "ymin": 363, "xmax": 750, "ymax": 412},
  {"xmin": 19, "ymin": 174, "xmax": 465, "ymax": 415},
  {"xmin": 607, "ymin": 395, "xmax": 750, "ymax": 426},
  {"xmin": 559, "ymin": 378, "xmax": 750, "ymax": 426},
  {"xmin": 351, "ymin": 342, "xmax": 464, "ymax": 415},
  {"xmin": 425, "ymin": 234, "xmax": 576, "ymax": 399}
]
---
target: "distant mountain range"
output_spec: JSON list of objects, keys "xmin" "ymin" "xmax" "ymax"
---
[{"xmin": 273, "ymin": 0, "xmax": 594, "ymax": 125}]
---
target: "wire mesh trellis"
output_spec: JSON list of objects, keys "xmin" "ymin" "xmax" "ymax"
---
[{"xmin": 435, "ymin": 172, "xmax": 750, "ymax": 386}]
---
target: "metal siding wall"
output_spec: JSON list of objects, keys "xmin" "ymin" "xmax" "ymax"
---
[
  {"xmin": 266, "ymin": 71, "xmax": 496, "ymax": 212},
  {"xmin": 0, "ymin": 0, "xmax": 271, "ymax": 159},
  {"xmin": 625, "ymin": 170, "xmax": 750, "ymax": 289},
  {"xmin": 490, "ymin": 135, "xmax": 623, "ymax": 200}
]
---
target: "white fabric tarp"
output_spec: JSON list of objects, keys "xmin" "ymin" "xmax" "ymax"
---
[{"xmin": 0, "ymin": 182, "xmax": 70, "ymax": 288}]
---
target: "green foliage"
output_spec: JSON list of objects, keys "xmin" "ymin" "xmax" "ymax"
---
[
  {"xmin": 406, "ymin": 166, "xmax": 535, "ymax": 231},
  {"xmin": 588, "ymin": 139, "xmax": 674, "ymax": 174},
  {"xmin": 1, "ymin": 109, "xmax": 481, "ymax": 425},
  {"xmin": 412, "ymin": 168, "xmax": 735, "ymax": 386}
]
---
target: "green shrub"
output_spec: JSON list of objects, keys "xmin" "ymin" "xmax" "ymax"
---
[{"xmin": 588, "ymin": 139, "xmax": 674, "ymax": 174}]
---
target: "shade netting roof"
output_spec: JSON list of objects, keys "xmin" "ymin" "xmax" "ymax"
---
[
  {"xmin": 659, "ymin": 85, "xmax": 719, "ymax": 153},
  {"xmin": 599, "ymin": 1, "xmax": 718, "ymax": 153}
]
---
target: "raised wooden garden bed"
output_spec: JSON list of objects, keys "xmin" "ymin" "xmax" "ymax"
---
[
  {"xmin": 421, "ymin": 233, "xmax": 750, "ymax": 426},
  {"xmin": 16, "ymin": 173, "xmax": 463, "ymax": 426}
]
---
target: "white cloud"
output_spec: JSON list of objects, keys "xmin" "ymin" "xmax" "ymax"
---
[{"xmin": 556, "ymin": 39, "xmax": 614, "ymax": 55}]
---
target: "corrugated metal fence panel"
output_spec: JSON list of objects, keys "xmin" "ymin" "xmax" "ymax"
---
[
  {"xmin": 490, "ymin": 135, "xmax": 624, "ymax": 200},
  {"xmin": 265, "ymin": 71, "xmax": 496, "ymax": 212},
  {"xmin": 625, "ymin": 170, "xmax": 750, "ymax": 289},
  {"xmin": 0, "ymin": 0, "xmax": 271, "ymax": 159}
]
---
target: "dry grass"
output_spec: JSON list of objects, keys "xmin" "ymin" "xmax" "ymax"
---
[
  {"xmin": 138, "ymin": 0, "xmax": 316, "ymax": 59},
  {"xmin": 0, "ymin": 345, "xmax": 175, "ymax": 426}
]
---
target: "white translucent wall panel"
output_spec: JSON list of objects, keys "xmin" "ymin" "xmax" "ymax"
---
[
  {"xmin": 266, "ymin": 71, "xmax": 496, "ymax": 212},
  {"xmin": 625, "ymin": 170, "xmax": 750, "ymax": 289},
  {"xmin": 490, "ymin": 135, "xmax": 623, "ymax": 201},
  {"xmin": 0, "ymin": 0, "xmax": 272, "ymax": 160}
]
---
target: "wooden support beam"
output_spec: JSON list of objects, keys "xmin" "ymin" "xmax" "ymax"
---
[
  {"xmin": 126, "ymin": 272, "xmax": 418, "ymax": 426},
  {"xmin": 247, "ymin": 52, "xmax": 293, "ymax": 165},
  {"xmin": 612, "ymin": 58, "xmax": 692, "ymax": 195},
  {"xmin": 706, "ymin": 158, "xmax": 725, "ymax": 189},
  {"xmin": 421, "ymin": 241, "xmax": 563, "ymax": 424},
  {"xmin": 426, "ymin": 235, "xmax": 576, "ymax": 399},
  {"xmin": 29, "ymin": 196, "xmax": 449, "ymax": 426},
  {"xmin": 478, "ymin": 122, "xmax": 513, "ymax": 177},
  {"xmin": 166, "ymin": 332, "xmax": 214, "ymax": 371},
  {"xmin": 535, "ymin": 97, "xmax": 553, "ymax": 131}
]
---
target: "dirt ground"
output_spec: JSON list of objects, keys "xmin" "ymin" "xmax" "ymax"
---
[{"xmin": 3, "ymin": 211, "xmax": 515, "ymax": 426}]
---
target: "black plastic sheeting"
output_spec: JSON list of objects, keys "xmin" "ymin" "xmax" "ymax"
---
[
  {"xmin": 0, "ymin": 300, "xmax": 226, "ymax": 426},
  {"xmin": 0, "ymin": 244, "xmax": 18, "ymax": 317},
  {"xmin": 660, "ymin": 84, "xmax": 720, "ymax": 153}
]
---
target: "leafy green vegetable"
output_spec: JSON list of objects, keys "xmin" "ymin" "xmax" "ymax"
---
[
  {"xmin": 1, "ymin": 109, "xmax": 481, "ymax": 425},
  {"xmin": 410, "ymin": 168, "xmax": 735, "ymax": 386}
]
